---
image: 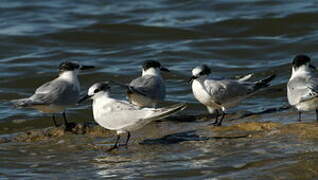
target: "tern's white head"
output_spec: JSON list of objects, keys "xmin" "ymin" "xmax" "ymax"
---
[
  {"xmin": 78, "ymin": 82, "xmax": 111, "ymax": 103},
  {"xmin": 141, "ymin": 60, "xmax": 169, "ymax": 76},
  {"xmin": 88, "ymin": 82, "xmax": 111, "ymax": 99},
  {"xmin": 189, "ymin": 64, "xmax": 211, "ymax": 83}
]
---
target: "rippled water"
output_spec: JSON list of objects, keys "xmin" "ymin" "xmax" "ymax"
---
[{"xmin": 1, "ymin": 0, "xmax": 318, "ymax": 179}]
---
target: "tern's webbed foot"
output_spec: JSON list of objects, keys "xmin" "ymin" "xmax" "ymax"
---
[
  {"xmin": 107, "ymin": 144, "xmax": 119, "ymax": 152},
  {"xmin": 209, "ymin": 118, "xmax": 219, "ymax": 126},
  {"xmin": 209, "ymin": 121, "xmax": 218, "ymax": 126},
  {"xmin": 209, "ymin": 122, "xmax": 222, "ymax": 126},
  {"xmin": 64, "ymin": 122, "xmax": 77, "ymax": 132}
]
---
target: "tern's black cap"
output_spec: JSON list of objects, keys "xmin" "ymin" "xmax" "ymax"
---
[
  {"xmin": 292, "ymin": 55, "xmax": 311, "ymax": 68},
  {"xmin": 142, "ymin": 60, "xmax": 162, "ymax": 71},
  {"xmin": 93, "ymin": 82, "xmax": 110, "ymax": 93},
  {"xmin": 58, "ymin": 61, "xmax": 80, "ymax": 72},
  {"xmin": 199, "ymin": 64, "xmax": 211, "ymax": 76}
]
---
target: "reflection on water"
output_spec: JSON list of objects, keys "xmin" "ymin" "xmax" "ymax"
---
[{"xmin": 1, "ymin": 0, "xmax": 318, "ymax": 179}]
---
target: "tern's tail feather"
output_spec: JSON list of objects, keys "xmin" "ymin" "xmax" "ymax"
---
[
  {"xmin": 238, "ymin": 73, "xmax": 253, "ymax": 82},
  {"xmin": 144, "ymin": 103, "xmax": 187, "ymax": 121},
  {"xmin": 253, "ymin": 74, "xmax": 276, "ymax": 90},
  {"xmin": 11, "ymin": 98, "xmax": 33, "ymax": 108}
]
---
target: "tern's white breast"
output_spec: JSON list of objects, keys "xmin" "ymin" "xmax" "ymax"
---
[{"xmin": 192, "ymin": 80, "xmax": 213, "ymax": 106}]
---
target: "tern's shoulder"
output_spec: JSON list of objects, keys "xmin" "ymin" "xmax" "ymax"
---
[
  {"xmin": 203, "ymin": 76, "xmax": 243, "ymax": 88},
  {"xmin": 130, "ymin": 75, "xmax": 159, "ymax": 86},
  {"xmin": 107, "ymin": 99, "xmax": 141, "ymax": 111},
  {"xmin": 35, "ymin": 77, "xmax": 70, "ymax": 94}
]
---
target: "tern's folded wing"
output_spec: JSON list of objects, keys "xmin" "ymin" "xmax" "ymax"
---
[
  {"xmin": 203, "ymin": 79, "xmax": 252, "ymax": 105},
  {"xmin": 31, "ymin": 79, "xmax": 79, "ymax": 105},
  {"xmin": 288, "ymin": 76, "xmax": 318, "ymax": 105},
  {"xmin": 129, "ymin": 75, "xmax": 164, "ymax": 100}
]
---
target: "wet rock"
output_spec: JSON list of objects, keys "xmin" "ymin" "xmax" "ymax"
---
[
  {"xmin": 0, "ymin": 122, "xmax": 114, "ymax": 144},
  {"xmin": 277, "ymin": 123, "xmax": 318, "ymax": 140},
  {"xmin": 13, "ymin": 127, "xmax": 65, "ymax": 143},
  {"xmin": 85, "ymin": 125, "xmax": 111, "ymax": 137},
  {"xmin": 69, "ymin": 123, "xmax": 86, "ymax": 134},
  {"xmin": 210, "ymin": 122, "xmax": 281, "ymax": 133},
  {"xmin": 0, "ymin": 137, "xmax": 9, "ymax": 143},
  {"xmin": 4, "ymin": 121, "xmax": 318, "ymax": 145},
  {"xmin": 203, "ymin": 122, "xmax": 281, "ymax": 139}
]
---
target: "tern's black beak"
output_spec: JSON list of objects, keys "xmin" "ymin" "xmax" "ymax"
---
[
  {"xmin": 160, "ymin": 67, "xmax": 170, "ymax": 72},
  {"xmin": 309, "ymin": 64, "xmax": 317, "ymax": 70},
  {"xmin": 78, "ymin": 94, "xmax": 91, "ymax": 104},
  {"xmin": 188, "ymin": 76, "xmax": 197, "ymax": 84},
  {"xmin": 80, "ymin": 65, "xmax": 95, "ymax": 70}
]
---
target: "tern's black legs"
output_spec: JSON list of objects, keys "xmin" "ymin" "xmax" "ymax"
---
[
  {"xmin": 124, "ymin": 132, "xmax": 131, "ymax": 146},
  {"xmin": 107, "ymin": 132, "xmax": 131, "ymax": 152},
  {"xmin": 52, "ymin": 114, "xmax": 58, "ymax": 127},
  {"xmin": 62, "ymin": 111, "xmax": 76, "ymax": 131},
  {"xmin": 210, "ymin": 109, "xmax": 219, "ymax": 125},
  {"xmin": 297, "ymin": 110, "xmax": 318, "ymax": 122},
  {"xmin": 209, "ymin": 109, "xmax": 225, "ymax": 126},
  {"xmin": 216, "ymin": 111, "xmax": 225, "ymax": 126},
  {"xmin": 62, "ymin": 111, "xmax": 68, "ymax": 125},
  {"xmin": 50, "ymin": 112, "xmax": 75, "ymax": 130},
  {"xmin": 107, "ymin": 135, "xmax": 121, "ymax": 152}
]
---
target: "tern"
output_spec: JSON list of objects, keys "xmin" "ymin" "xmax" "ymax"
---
[
  {"xmin": 79, "ymin": 82, "xmax": 186, "ymax": 151},
  {"xmin": 189, "ymin": 64, "xmax": 275, "ymax": 126},
  {"xmin": 287, "ymin": 54, "xmax": 318, "ymax": 122},
  {"xmin": 11, "ymin": 61, "xmax": 94, "ymax": 129}
]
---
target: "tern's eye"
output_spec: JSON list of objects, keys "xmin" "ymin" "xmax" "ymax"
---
[{"xmin": 94, "ymin": 89, "xmax": 100, "ymax": 93}]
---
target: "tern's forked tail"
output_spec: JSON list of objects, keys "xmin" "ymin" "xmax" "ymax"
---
[
  {"xmin": 144, "ymin": 103, "xmax": 187, "ymax": 121},
  {"xmin": 254, "ymin": 74, "xmax": 276, "ymax": 91},
  {"xmin": 11, "ymin": 98, "xmax": 33, "ymax": 108}
]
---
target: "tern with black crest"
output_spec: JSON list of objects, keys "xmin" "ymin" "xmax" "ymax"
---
[
  {"xmin": 287, "ymin": 54, "xmax": 318, "ymax": 122},
  {"xmin": 189, "ymin": 64, "xmax": 276, "ymax": 126},
  {"xmin": 79, "ymin": 82, "xmax": 186, "ymax": 151},
  {"xmin": 126, "ymin": 60, "xmax": 169, "ymax": 108},
  {"xmin": 11, "ymin": 61, "xmax": 94, "ymax": 129}
]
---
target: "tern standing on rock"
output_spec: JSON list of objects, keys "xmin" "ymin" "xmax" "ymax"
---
[
  {"xmin": 287, "ymin": 55, "xmax": 318, "ymax": 122},
  {"xmin": 11, "ymin": 61, "xmax": 94, "ymax": 130},
  {"xmin": 189, "ymin": 64, "xmax": 276, "ymax": 126},
  {"xmin": 79, "ymin": 82, "xmax": 186, "ymax": 151},
  {"xmin": 126, "ymin": 60, "xmax": 169, "ymax": 108}
]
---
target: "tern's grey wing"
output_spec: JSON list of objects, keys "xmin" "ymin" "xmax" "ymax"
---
[
  {"xmin": 31, "ymin": 79, "xmax": 79, "ymax": 106},
  {"xmin": 287, "ymin": 76, "xmax": 318, "ymax": 105},
  {"xmin": 97, "ymin": 100, "xmax": 185, "ymax": 131},
  {"xmin": 129, "ymin": 75, "xmax": 165, "ymax": 100},
  {"xmin": 96, "ymin": 100, "xmax": 151, "ymax": 130},
  {"xmin": 204, "ymin": 79, "xmax": 253, "ymax": 105}
]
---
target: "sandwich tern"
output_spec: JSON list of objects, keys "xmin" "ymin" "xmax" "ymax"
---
[
  {"xmin": 189, "ymin": 64, "xmax": 276, "ymax": 126},
  {"xmin": 287, "ymin": 54, "xmax": 318, "ymax": 122},
  {"xmin": 79, "ymin": 82, "xmax": 186, "ymax": 151},
  {"xmin": 11, "ymin": 61, "xmax": 94, "ymax": 129},
  {"xmin": 126, "ymin": 60, "xmax": 169, "ymax": 108}
]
